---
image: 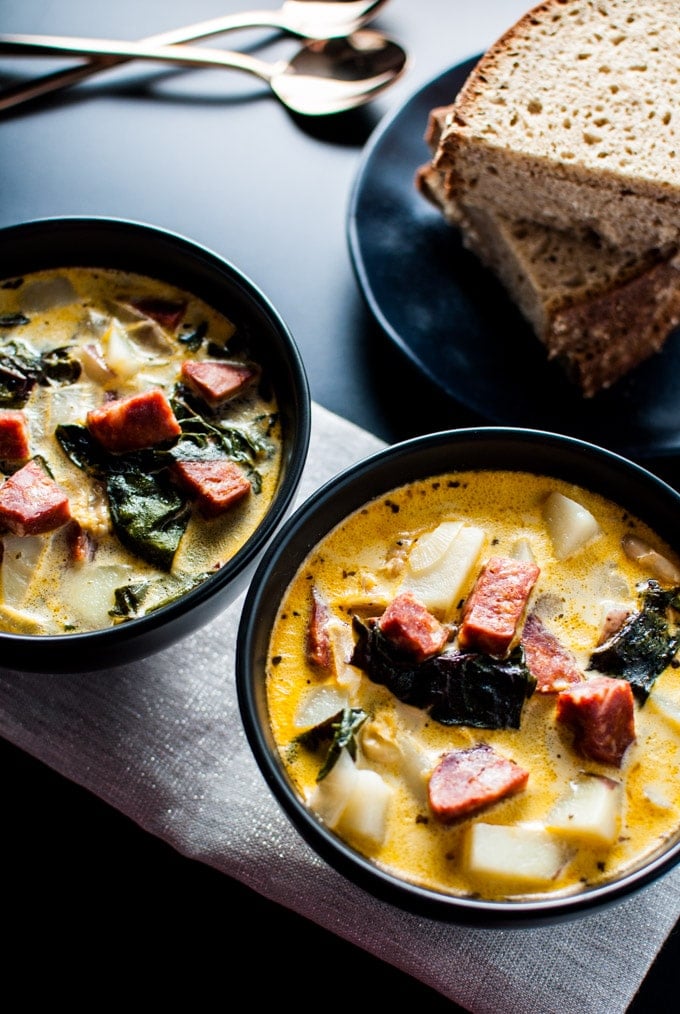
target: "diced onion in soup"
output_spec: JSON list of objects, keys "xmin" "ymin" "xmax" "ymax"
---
[
  {"xmin": 546, "ymin": 774, "xmax": 622, "ymax": 846},
  {"xmin": 48, "ymin": 383, "xmax": 100, "ymax": 428},
  {"xmin": 466, "ymin": 823, "xmax": 567, "ymax": 885},
  {"xmin": 642, "ymin": 783, "xmax": 675, "ymax": 811},
  {"xmin": 511, "ymin": 537, "xmax": 536, "ymax": 563},
  {"xmin": 543, "ymin": 491, "xmax": 600, "ymax": 560},
  {"xmin": 103, "ymin": 319, "xmax": 158, "ymax": 378},
  {"xmin": 127, "ymin": 319, "xmax": 173, "ymax": 353},
  {"xmin": 330, "ymin": 623, "xmax": 362, "ymax": 694},
  {"xmin": 79, "ymin": 341, "xmax": 115, "ymax": 384},
  {"xmin": 360, "ymin": 715, "xmax": 402, "ymax": 767},
  {"xmin": 398, "ymin": 734, "xmax": 437, "ymax": 804}
]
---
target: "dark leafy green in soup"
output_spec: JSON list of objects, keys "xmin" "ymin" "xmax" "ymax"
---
[
  {"xmin": 267, "ymin": 470, "xmax": 680, "ymax": 902},
  {"xmin": 0, "ymin": 267, "xmax": 282, "ymax": 634}
]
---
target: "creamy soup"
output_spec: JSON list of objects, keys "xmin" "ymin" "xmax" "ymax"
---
[
  {"xmin": 0, "ymin": 267, "xmax": 282, "ymax": 635},
  {"xmin": 266, "ymin": 470, "xmax": 680, "ymax": 901}
]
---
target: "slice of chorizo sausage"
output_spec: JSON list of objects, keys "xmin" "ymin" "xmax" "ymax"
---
[
  {"xmin": 307, "ymin": 587, "xmax": 333, "ymax": 669},
  {"xmin": 0, "ymin": 458, "xmax": 71, "ymax": 536},
  {"xmin": 0, "ymin": 409, "xmax": 30, "ymax": 462},
  {"xmin": 87, "ymin": 389, "xmax": 181, "ymax": 453},
  {"xmin": 181, "ymin": 361, "xmax": 259, "ymax": 406},
  {"xmin": 171, "ymin": 458, "xmax": 251, "ymax": 518},
  {"xmin": 556, "ymin": 675, "xmax": 635, "ymax": 767},
  {"xmin": 521, "ymin": 611, "xmax": 584, "ymax": 693},
  {"xmin": 458, "ymin": 556, "xmax": 540, "ymax": 655},
  {"xmin": 378, "ymin": 590, "xmax": 449, "ymax": 663},
  {"xmin": 428, "ymin": 742, "xmax": 529, "ymax": 822}
]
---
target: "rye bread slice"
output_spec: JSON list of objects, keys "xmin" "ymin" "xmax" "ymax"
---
[{"xmin": 432, "ymin": 0, "xmax": 680, "ymax": 256}]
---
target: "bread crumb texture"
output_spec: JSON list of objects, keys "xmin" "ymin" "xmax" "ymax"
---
[{"xmin": 444, "ymin": 0, "xmax": 678, "ymax": 182}]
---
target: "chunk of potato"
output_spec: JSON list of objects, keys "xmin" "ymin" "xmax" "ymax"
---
[
  {"xmin": 294, "ymin": 685, "xmax": 349, "ymax": 730},
  {"xmin": 543, "ymin": 491, "xmax": 600, "ymax": 560},
  {"xmin": 337, "ymin": 767, "xmax": 393, "ymax": 848},
  {"xmin": 0, "ymin": 603, "xmax": 44, "ymax": 634},
  {"xmin": 401, "ymin": 523, "xmax": 485, "ymax": 616},
  {"xmin": 1, "ymin": 534, "xmax": 49, "ymax": 607},
  {"xmin": 60, "ymin": 562, "xmax": 136, "ymax": 631},
  {"xmin": 308, "ymin": 749, "xmax": 392, "ymax": 849},
  {"xmin": 308, "ymin": 747, "xmax": 358, "ymax": 828},
  {"xmin": 546, "ymin": 774, "xmax": 622, "ymax": 846},
  {"xmin": 466, "ymin": 822, "xmax": 567, "ymax": 885},
  {"xmin": 466, "ymin": 823, "xmax": 567, "ymax": 888}
]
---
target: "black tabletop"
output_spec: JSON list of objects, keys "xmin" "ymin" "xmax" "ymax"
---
[{"xmin": 1, "ymin": 1, "xmax": 678, "ymax": 1007}]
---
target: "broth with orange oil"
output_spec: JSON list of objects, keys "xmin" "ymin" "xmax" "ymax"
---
[{"xmin": 266, "ymin": 469, "xmax": 680, "ymax": 902}]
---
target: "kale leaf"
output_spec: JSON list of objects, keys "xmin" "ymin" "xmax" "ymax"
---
[
  {"xmin": 106, "ymin": 472, "xmax": 191, "ymax": 571},
  {"xmin": 110, "ymin": 570, "xmax": 210, "ymax": 619},
  {"xmin": 351, "ymin": 616, "xmax": 536, "ymax": 730},
  {"xmin": 177, "ymin": 321, "xmax": 208, "ymax": 353},
  {"xmin": 0, "ymin": 340, "xmax": 81, "ymax": 407},
  {"xmin": 56, "ymin": 423, "xmax": 191, "ymax": 571},
  {"xmin": 588, "ymin": 579, "xmax": 680, "ymax": 702},
  {"xmin": 296, "ymin": 707, "xmax": 369, "ymax": 781}
]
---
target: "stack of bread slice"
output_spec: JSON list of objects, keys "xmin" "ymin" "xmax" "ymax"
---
[{"xmin": 416, "ymin": 0, "xmax": 680, "ymax": 397}]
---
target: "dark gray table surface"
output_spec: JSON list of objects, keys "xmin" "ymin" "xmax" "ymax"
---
[{"xmin": 1, "ymin": 1, "xmax": 677, "ymax": 1007}]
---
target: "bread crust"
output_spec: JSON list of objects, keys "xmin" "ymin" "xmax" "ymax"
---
[{"xmin": 416, "ymin": 160, "xmax": 680, "ymax": 396}]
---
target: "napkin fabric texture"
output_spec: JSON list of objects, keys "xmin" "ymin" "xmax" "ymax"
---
[{"xmin": 0, "ymin": 402, "xmax": 678, "ymax": 1013}]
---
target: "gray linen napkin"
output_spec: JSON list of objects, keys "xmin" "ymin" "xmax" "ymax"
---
[{"xmin": 0, "ymin": 402, "xmax": 678, "ymax": 1013}]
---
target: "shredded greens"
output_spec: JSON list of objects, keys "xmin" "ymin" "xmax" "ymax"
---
[
  {"xmin": 56, "ymin": 396, "xmax": 273, "ymax": 570},
  {"xmin": 296, "ymin": 707, "xmax": 369, "ymax": 781},
  {"xmin": 0, "ymin": 339, "xmax": 81, "ymax": 407}
]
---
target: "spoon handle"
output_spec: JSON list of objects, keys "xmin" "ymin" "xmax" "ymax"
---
[
  {"xmin": 0, "ymin": 34, "xmax": 275, "ymax": 81},
  {"xmin": 0, "ymin": 11, "xmax": 299, "ymax": 113}
]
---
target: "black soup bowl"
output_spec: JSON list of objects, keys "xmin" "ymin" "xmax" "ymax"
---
[
  {"xmin": 0, "ymin": 217, "xmax": 310, "ymax": 672},
  {"xmin": 236, "ymin": 427, "xmax": 680, "ymax": 925}
]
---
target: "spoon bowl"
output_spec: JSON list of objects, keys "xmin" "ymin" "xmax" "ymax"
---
[
  {"xmin": 0, "ymin": 29, "xmax": 409, "ymax": 117},
  {"xmin": 271, "ymin": 32, "xmax": 408, "ymax": 115}
]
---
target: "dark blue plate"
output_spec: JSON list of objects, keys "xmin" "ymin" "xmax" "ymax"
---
[{"xmin": 347, "ymin": 60, "xmax": 680, "ymax": 459}]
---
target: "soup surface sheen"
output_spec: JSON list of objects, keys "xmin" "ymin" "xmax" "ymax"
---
[
  {"xmin": 0, "ymin": 267, "xmax": 282, "ymax": 635},
  {"xmin": 267, "ymin": 469, "xmax": 680, "ymax": 901}
]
